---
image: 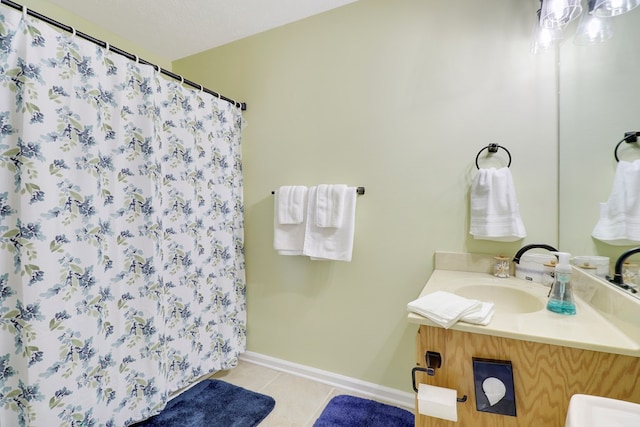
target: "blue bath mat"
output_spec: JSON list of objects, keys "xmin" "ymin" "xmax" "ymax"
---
[
  {"xmin": 131, "ymin": 379, "xmax": 275, "ymax": 427},
  {"xmin": 313, "ymin": 395, "xmax": 414, "ymax": 427}
]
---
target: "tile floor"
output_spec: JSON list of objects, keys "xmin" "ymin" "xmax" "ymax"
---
[{"xmin": 211, "ymin": 359, "xmax": 412, "ymax": 426}]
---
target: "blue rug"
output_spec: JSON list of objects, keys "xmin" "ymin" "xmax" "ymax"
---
[
  {"xmin": 131, "ymin": 379, "xmax": 275, "ymax": 427},
  {"xmin": 313, "ymin": 395, "xmax": 414, "ymax": 427}
]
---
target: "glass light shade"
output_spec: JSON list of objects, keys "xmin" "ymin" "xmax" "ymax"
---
[
  {"xmin": 531, "ymin": 18, "xmax": 564, "ymax": 54},
  {"xmin": 574, "ymin": 12, "xmax": 614, "ymax": 44},
  {"xmin": 593, "ymin": 0, "xmax": 640, "ymax": 17},
  {"xmin": 540, "ymin": 0, "xmax": 583, "ymax": 28}
]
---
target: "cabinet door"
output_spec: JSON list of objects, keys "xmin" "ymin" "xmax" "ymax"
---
[{"xmin": 415, "ymin": 325, "xmax": 640, "ymax": 427}]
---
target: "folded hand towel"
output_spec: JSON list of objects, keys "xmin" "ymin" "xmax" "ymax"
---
[
  {"xmin": 274, "ymin": 186, "xmax": 308, "ymax": 255},
  {"xmin": 407, "ymin": 291, "xmax": 484, "ymax": 329},
  {"xmin": 302, "ymin": 186, "xmax": 357, "ymax": 262},
  {"xmin": 470, "ymin": 167, "xmax": 526, "ymax": 242},
  {"xmin": 460, "ymin": 301, "xmax": 495, "ymax": 325},
  {"xmin": 316, "ymin": 184, "xmax": 347, "ymax": 228},
  {"xmin": 592, "ymin": 160, "xmax": 640, "ymax": 245},
  {"xmin": 276, "ymin": 186, "xmax": 308, "ymax": 225}
]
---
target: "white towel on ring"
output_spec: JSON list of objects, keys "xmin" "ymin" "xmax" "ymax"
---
[{"xmin": 470, "ymin": 167, "xmax": 526, "ymax": 242}]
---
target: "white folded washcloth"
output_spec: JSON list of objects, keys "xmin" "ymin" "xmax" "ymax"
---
[
  {"xmin": 407, "ymin": 291, "xmax": 495, "ymax": 329},
  {"xmin": 460, "ymin": 301, "xmax": 495, "ymax": 326},
  {"xmin": 276, "ymin": 186, "xmax": 308, "ymax": 225},
  {"xmin": 273, "ymin": 186, "xmax": 308, "ymax": 255},
  {"xmin": 316, "ymin": 184, "xmax": 347, "ymax": 228},
  {"xmin": 302, "ymin": 186, "xmax": 357, "ymax": 262},
  {"xmin": 407, "ymin": 291, "xmax": 480, "ymax": 329},
  {"xmin": 470, "ymin": 167, "xmax": 526, "ymax": 242},
  {"xmin": 592, "ymin": 160, "xmax": 640, "ymax": 245}
]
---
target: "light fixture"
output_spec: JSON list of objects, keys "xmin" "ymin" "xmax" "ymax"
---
[
  {"xmin": 531, "ymin": 26, "xmax": 564, "ymax": 53},
  {"xmin": 531, "ymin": 8, "xmax": 564, "ymax": 54},
  {"xmin": 540, "ymin": 0, "xmax": 583, "ymax": 28},
  {"xmin": 574, "ymin": 0, "xmax": 614, "ymax": 44},
  {"xmin": 592, "ymin": 0, "xmax": 640, "ymax": 17},
  {"xmin": 531, "ymin": 0, "xmax": 639, "ymax": 53}
]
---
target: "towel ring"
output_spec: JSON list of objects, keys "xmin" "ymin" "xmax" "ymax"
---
[
  {"xmin": 614, "ymin": 131, "xmax": 640, "ymax": 162},
  {"xmin": 475, "ymin": 143, "xmax": 511, "ymax": 169}
]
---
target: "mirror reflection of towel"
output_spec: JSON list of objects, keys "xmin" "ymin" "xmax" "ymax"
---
[
  {"xmin": 592, "ymin": 160, "xmax": 640, "ymax": 245},
  {"xmin": 470, "ymin": 167, "xmax": 526, "ymax": 242}
]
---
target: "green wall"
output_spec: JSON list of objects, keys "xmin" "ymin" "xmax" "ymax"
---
[
  {"xmin": 14, "ymin": 0, "xmax": 171, "ymax": 69},
  {"xmin": 174, "ymin": 0, "xmax": 559, "ymax": 392}
]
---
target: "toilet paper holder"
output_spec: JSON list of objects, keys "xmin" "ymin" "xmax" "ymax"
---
[{"xmin": 411, "ymin": 351, "xmax": 467, "ymax": 403}]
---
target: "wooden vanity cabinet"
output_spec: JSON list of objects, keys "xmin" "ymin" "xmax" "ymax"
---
[{"xmin": 414, "ymin": 325, "xmax": 640, "ymax": 426}]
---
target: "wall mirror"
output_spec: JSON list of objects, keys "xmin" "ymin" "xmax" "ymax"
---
[{"xmin": 558, "ymin": 9, "xmax": 640, "ymax": 298}]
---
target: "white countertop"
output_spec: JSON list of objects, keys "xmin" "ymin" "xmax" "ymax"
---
[{"xmin": 408, "ymin": 269, "xmax": 640, "ymax": 357}]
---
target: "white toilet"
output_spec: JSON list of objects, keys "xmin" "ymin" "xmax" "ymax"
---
[{"xmin": 566, "ymin": 394, "xmax": 640, "ymax": 427}]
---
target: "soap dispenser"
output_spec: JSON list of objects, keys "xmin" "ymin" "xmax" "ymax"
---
[{"xmin": 546, "ymin": 252, "xmax": 576, "ymax": 315}]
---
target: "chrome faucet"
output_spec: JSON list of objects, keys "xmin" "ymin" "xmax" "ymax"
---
[
  {"xmin": 512, "ymin": 244, "xmax": 559, "ymax": 264},
  {"xmin": 609, "ymin": 247, "xmax": 640, "ymax": 293}
]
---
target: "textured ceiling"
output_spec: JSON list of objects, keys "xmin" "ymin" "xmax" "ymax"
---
[{"xmin": 45, "ymin": 0, "xmax": 357, "ymax": 61}]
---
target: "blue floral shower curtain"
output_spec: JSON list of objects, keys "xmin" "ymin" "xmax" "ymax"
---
[{"xmin": 0, "ymin": 6, "xmax": 246, "ymax": 427}]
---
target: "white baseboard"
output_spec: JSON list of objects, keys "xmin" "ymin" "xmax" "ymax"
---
[{"xmin": 240, "ymin": 351, "xmax": 415, "ymax": 410}]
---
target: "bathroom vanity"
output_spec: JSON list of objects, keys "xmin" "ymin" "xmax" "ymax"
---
[{"xmin": 408, "ymin": 252, "xmax": 640, "ymax": 426}]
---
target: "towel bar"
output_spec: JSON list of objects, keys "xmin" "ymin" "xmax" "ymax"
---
[{"xmin": 271, "ymin": 186, "xmax": 365, "ymax": 195}]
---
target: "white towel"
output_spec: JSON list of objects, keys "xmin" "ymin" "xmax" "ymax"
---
[
  {"xmin": 470, "ymin": 167, "xmax": 526, "ymax": 242},
  {"xmin": 276, "ymin": 186, "xmax": 308, "ymax": 225},
  {"xmin": 460, "ymin": 301, "xmax": 495, "ymax": 326},
  {"xmin": 592, "ymin": 160, "xmax": 640, "ymax": 245},
  {"xmin": 274, "ymin": 186, "xmax": 308, "ymax": 255},
  {"xmin": 302, "ymin": 186, "xmax": 357, "ymax": 262},
  {"xmin": 407, "ymin": 291, "xmax": 481, "ymax": 329},
  {"xmin": 407, "ymin": 291, "xmax": 495, "ymax": 329},
  {"xmin": 316, "ymin": 184, "xmax": 347, "ymax": 228}
]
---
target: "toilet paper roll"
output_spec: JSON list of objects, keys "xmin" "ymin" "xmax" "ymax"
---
[{"xmin": 417, "ymin": 383, "xmax": 458, "ymax": 422}]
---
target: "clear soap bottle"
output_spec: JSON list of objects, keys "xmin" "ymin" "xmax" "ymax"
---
[{"xmin": 546, "ymin": 252, "xmax": 576, "ymax": 315}]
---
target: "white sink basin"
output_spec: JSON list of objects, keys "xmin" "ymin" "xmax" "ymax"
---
[
  {"xmin": 566, "ymin": 394, "xmax": 640, "ymax": 427},
  {"xmin": 409, "ymin": 268, "xmax": 640, "ymax": 358},
  {"xmin": 455, "ymin": 284, "xmax": 544, "ymax": 314}
]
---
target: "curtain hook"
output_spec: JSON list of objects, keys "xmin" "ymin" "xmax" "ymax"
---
[
  {"xmin": 199, "ymin": 84, "xmax": 204, "ymax": 92},
  {"xmin": 22, "ymin": 5, "xmax": 28, "ymax": 18},
  {"xmin": 180, "ymin": 76, "xmax": 184, "ymax": 85},
  {"xmin": 134, "ymin": 55, "xmax": 139, "ymax": 64},
  {"xmin": 104, "ymin": 42, "xmax": 110, "ymax": 52},
  {"xmin": 70, "ymin": 27, "xmax": 76, "ymax": 38}
]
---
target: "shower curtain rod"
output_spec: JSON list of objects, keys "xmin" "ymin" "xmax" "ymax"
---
[{"xmin": 0, "ymin": 0, "xmax": 247, "ymax": 111}]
